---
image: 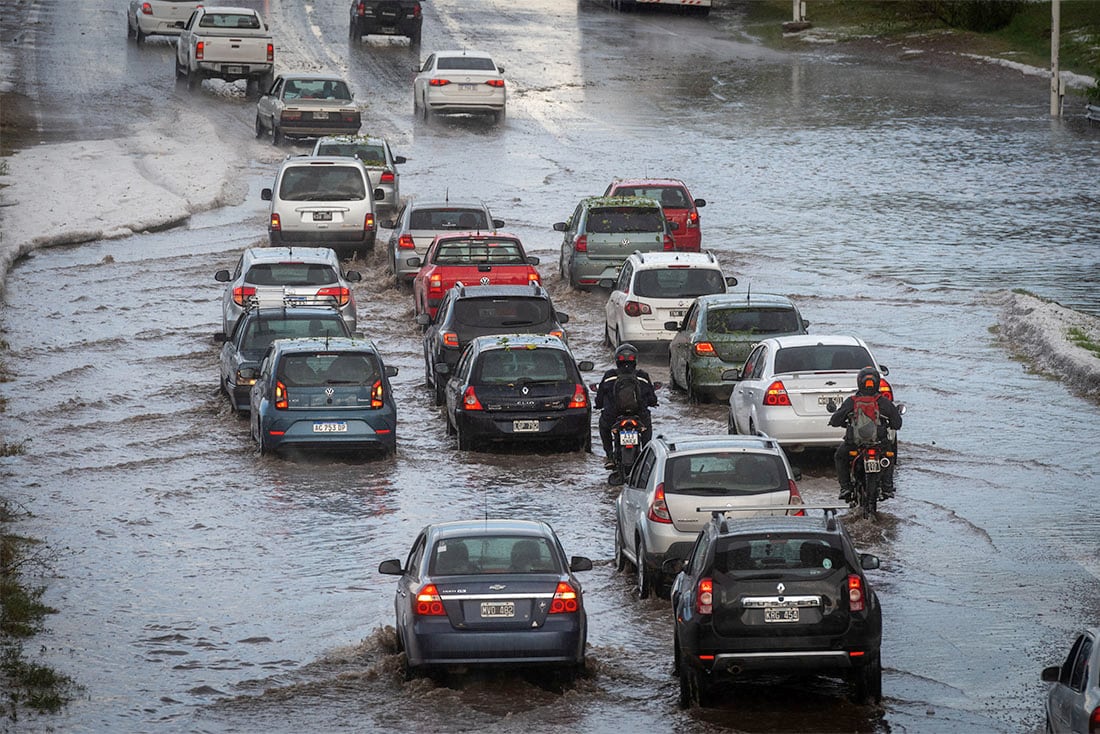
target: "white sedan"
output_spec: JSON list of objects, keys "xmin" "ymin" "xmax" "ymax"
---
[
  {"xmin": 413, "ymin": 49, "xmax": 506, "ymax": 124},
  {"xmin": 725, "ymin": 334, "xmax": 894, "ymax": 450},
  {"xmin": 127, "ymin": 0, "xmax": 201, "ymax": 43}
]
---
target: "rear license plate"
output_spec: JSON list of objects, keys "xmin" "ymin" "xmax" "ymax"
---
[
  {"xmin": 312, "ymin": 211, "xmax": 333, "ymax": 221},
  {"xmin": 460, "ymin": 84, "xmax": 477, "ymax": 91},
  {"xmin": 669, "ymin": 309, "xmax": 685, "ymax": 317},
  {"xmin": 864, "ymin": 458, "xmax": 882, "ymax": 473},
  {"xmin": 225, "ymin": 65, "xmax": 244, "ymax": 74},
  {"xmin": 764, "ymin": 607, "xmax": 799, "ymax": 623},
  {"xmin": 818, "ymin": 394, "xmax": 847, "ymax": 405},
  {"xmin": 480, "ymin": 602, "xmax": 515, "ymax": 618},
  {"xmin": 620, "ymin": 429, "xmax": 639, "ymax": 447},
  {"xmin": 312, "ymin": 110, "xmax": 328, "ymax": 119},
  {"xmin": 513, "ymin": 419, "xmax": 539, "ymax": 433},
  {"xmin": 313, "ymin": 422, "xmax": 347, "ymax": 433}
]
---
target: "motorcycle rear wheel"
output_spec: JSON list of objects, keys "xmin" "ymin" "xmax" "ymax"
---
[{"xmin": 860, "ymin": 473, "xmax": 879, "ymax": 519}]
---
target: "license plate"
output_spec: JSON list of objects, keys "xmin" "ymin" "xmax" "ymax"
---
[
  {"xmin": 864, "ymin": 458, "xmax": 882, "ymax": 473},
  {"xmin": 818, "ymin": 394, "xmax": 847, "ymax": 405},
  {"xmin": 312, "ymin": 211, "xmax": 332, "ymax": 221},
  {"xmin": 669, "ymin": 309, "xmax": 685, "ymax": 317},
  {"xmin": 312, "ymin": 110, "xmax": 328, "ymax": 119},
  {"xmin": 480, "ymin": 601, "xmax": 515, "ymax": 618},
  {"xmin": 460, "ymin": 84, "xmax": 477, "ymax": 91},
  {"xmin": 313, "ymin": 422, "xmax": 347, "ymax": 433},
  {"xmin": 620, "ymin": 429, "xmax": 639, "ymax": 447},
  {"xmin": 225, "ymin": 65, "xmax": 244, "ymax": 74},
  {"xmin": 513, "ymin": 419, "xmax": 539, "ymax": 433},
  {"xmin": 764, "ymin": 607, "xmax": 799, "ymax": 623}
]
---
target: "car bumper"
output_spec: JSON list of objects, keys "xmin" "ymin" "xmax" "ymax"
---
[
  {"xmin": 686, "ymin": 357, "xmax": 742, "ymax": 399},
  {"xmin": 406, "ymin": 615, "xmax": 585, "ymax": 668},
  {"xmin": 672, "ymin": 228, "xmax": 702, "ymax": 252},
  {"xmin": 746, "ymin": 409, "xmax": 847, "ymax": 448},
  {"xmin": 269, "ymin": 230, "xmax": 377, "ymax": 246},
  {"xmin": 135, "ymin": 17, "xmax": 185, "ymax": 36},
  {"xmin": 261, "ymin": 412, "xmax": 396, "ymax": 453},
  {"xmin": 353, "ymin": 17, "xmax": 421, "ymax": 36},
  {"xmin": 276, "ymin": 120, "xmax": 362, "ymax": 138},
  {"xmin": 456, "ymin": 409, "xmax": 590, "ymax": 444},
  {"xmin": 569, "ymin": 257, "xmax": 624, "ymax": 287},
  {"xmin": 393, "ymin": 249, "xmax": 423, "ymax": 280}
]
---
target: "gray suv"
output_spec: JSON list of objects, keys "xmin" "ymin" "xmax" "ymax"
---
[{"xmin": 311, "ymin": 135, "xmax": 407, "ymax": 220}]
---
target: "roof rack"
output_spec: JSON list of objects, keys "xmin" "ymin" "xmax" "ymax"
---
[
  {"xmin": 244, "ymin": 290, "xmax": 340, "ymax": 312},
  {"xmin": 697, "ymin": 504, "xmax": 847, "ymax": 533}
]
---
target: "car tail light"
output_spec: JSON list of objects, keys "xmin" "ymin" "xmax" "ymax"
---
[
  {"xmin": 528, "ymin": 272, "xmax": 540, "ymax": 285},
  {"xmin": 397, "ymin": 234, "xmax": 416, "ymax": 250},
  {"xmin": 485, "ymin": 79, "xmax": 505, "ymax": 88},
  {"xmin": 232, "ymin": 285, "xmax": 256, "ymax": 306},
  {"xmin": 549, "ymin": 329, "xmax": 564, "ymax": 340},
  {"xmin": 274, "ymin": 381, "xmax": 288, "ymax": 410},
  {"xmin": 428, "ymin": 273, "xmax": 443, "ymax": 297},
  {"xmin": 693, "ymin": 341, "xmax": 716, "ymax": 356},
  {"xmin": 687, "ymin": 210, "xmax": 699, "ymax": 228},
  {"xmin": 363, "ymin": 212, "xmax": 375, "ymax": 231},
  {"xmin": 662, "ymin": 234, "xmax": 675, "ymax": 251},
  {"xmin": 646, "ymin": 483, "xmax": 672, "ymax": 524},
  {"xmin": 379, "ymin": 170, "xmax": 395, "ymax": 184},
  {"xmin": 549, "ymin": 582, "xmax": 579, "ymax": 614},
  {"xmin": 371, "ymin": 379, "xmax": 384, "ymax": 408},
  {"xmin": 415, "ymin": 584, "xmax": 446, "ymax": 616},
  {"xmin": 235, "ymin": 369, "xmax": 256, "ymax": 387},
  {"xmin": 623, "ymin": 301, "xmax": 652, "ymax": 317},
  {"xmin": 442, "ymin": 331, "xmax": 459, "ymax": 348},
  {"xmin": 1089, "ymin": 706, "xmax": 1100, "ymax": 734},
  {"xmin": 763, "ymin": 380, "xmax": 791, "ymax": 406},
  {"xmin": 355, "ymin": 1, "xmax": 365, "ymax": 16},
  {"xmin": 412, "ymin": 1, "xmax": 421, "ymax": 17},
  {"xmin": 696, "ymin": 577, "xmax": 713, "ymax": 615},
  {"xmin": 316, "ymin": 286, "xmax": 350, "ymax": 307},
  {"xmin": 878, "ymin": 378, "xmax": 894, "ymax": 402},
  {"xmin": 269, "ymin": 212, "xmax": 281, "ymax": 231},
  {"xmin": 848, "ymin": 574, "xmax": 865, "ymax": 612},
  {"xmin": 429, "ymin": 78, "xmax": 451, "ymax": 87},
  {"xmin": 140, "ymin": 2, "xmax": 152, "ymax": 15},
  {"xmin": 195, "ymin": 41, "xmax": 205, "ymax": 61},
  {"xmin": 462, "ymin": 386, "xmax": 483, "ymax": 411},
  {"xmin": 282, "ymin": 110, "xmax": 302, "ymax": 121},
  {"xmin": 567, "ymin": 384, "xmax": 587, "ymax": 409},
  {"xmin": 787, "ymin": 480, "xmax": 805, "ymax": 516},
  {"xmin": 266, "ymin": 43, "xmax": 274, "ymax": 63},
  {"xmin": 574, "ymin": 235, "xmax": 587, "ymax": 252}
]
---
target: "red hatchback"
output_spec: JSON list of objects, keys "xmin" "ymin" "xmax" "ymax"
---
[
  {"xmin": 604, "ymin": 178, "xmax": 706, "ymax": 252},
  {"xmin": 411, "ymin": 233, "xmax": 541, "ymax": 321}
]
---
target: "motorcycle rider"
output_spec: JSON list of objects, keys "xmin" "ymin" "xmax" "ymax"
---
[
  {"xmin": 828, "ymin": 366, "xmax": 903, "ymax": 501},
  {"xmin": 595, "ymin": 343, "xmax": 658, "ymax": 473}
]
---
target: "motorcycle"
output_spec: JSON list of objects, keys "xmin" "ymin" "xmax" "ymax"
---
[
  {"xmin": 829, "ymin": 401, "xmax": 906, "ymax": 520},
  {"xmin": 591, "ymin": 380, "xmax": 662, "ymax": 487}
]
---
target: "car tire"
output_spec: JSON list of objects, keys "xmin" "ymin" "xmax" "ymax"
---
[
  {"xmin": 433, "ymin": 379, "xmax": 445, "ymax": 407},
  {"xmin": 135, "ymin": 25, "xmax": 146, "ymax": 44},
  {"xmin": 686, "ymin": 369, "xmax": 699, "ymax": 404},
  {"xmin": 636, "ymin": 538, "xmax": 653, "ymax": 600},
  {"xmin": 445, "ymin": 412, "xmax": 456, "ymax": 436},
  {"xmin": 272, "ymin": 122, "xmax": 284, "ymax": 146},
  {"xmin": 127, "ymin": 17, "xmax": 135, "ymax": 38},
  {"xmin": 493, "ymin": 108, "xmax": 505, "ymax": 125},
  {"xmin": 613, "ymin": 521, "xmax": 628, "ymax": 573},
  {"xmin": 457, "ymin": 424, "xmax": 473, "ymax": 451},
  {"xmin": 186, "ymin": 69, "xmax": 201, "ymax": 92},
  {"xmin": 258, "ymin": 72, "xmax": 273, "ymax": 94},
  {"xmin": 727, "ymin": 409, "xmax": 738, "ymax": 435},
  {"xmin": 679, "ymin": 665, "xmax": 712, "ymax": 709},
  {"xmin": 420, "ymin": 97, "xmax": 430, "ymax": 121},
  {"xmin": 849, "ymin": 651, "xmax": 882, "ymax": 704},
  {"xmin": 254, "ymin": 114, "xmax": 265, "ymax": 139}
]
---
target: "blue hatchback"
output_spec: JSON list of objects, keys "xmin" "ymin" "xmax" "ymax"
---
[{"xmin": 248, "ymin": 337, "xmax": 398, "ymax": 456}]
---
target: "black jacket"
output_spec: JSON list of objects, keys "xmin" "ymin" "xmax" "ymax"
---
[
  {"xmin": 594, "ymin": 368, "xmax": 658, "ymax": 419},
  {"xmin": 828, "ymin": 392, "xmax": 903, "ymax": 442}
]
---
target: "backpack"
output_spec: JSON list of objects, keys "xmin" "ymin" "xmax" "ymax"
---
[
  {"xmin": 614, "ymin": 373, "xmax": 642, "ymax": 415},
  {"xmin": 849, "ymin": 394, "xmax": 881, "ymax": 445}
]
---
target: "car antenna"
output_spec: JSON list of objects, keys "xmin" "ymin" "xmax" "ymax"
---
[
  {"xmin": 445, "ymin": 188, "xmax": 449, "ymax": 204},
  {"xmin": 747, "ymin": 281, "xmax": 751, "ymax": 306}
]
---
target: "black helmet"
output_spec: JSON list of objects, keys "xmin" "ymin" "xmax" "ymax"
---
[
  {"xmin": 615, "ymin": 343, "xmax": 638, "ymax": 373},
  {"xmin": 857, "ymin": 366, "xmax": 880, "ymax": 395}
]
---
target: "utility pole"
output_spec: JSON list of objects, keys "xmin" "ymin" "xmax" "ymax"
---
[{"xmin": 1050, "ymin": 0, "xmax": 1061, "ymax": 116}]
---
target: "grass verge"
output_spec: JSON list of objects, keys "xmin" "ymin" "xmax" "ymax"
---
[{"xmin": 1067, "ymin": 326, "xmax": 1100, "ymax": 357}]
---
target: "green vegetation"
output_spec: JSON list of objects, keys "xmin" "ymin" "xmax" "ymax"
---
[{"xmin": 1067, "ymin": 326, "xmax": 1100, "ymax": 357}]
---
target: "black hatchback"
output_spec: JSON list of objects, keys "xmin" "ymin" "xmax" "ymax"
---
[
  {"xmin": 437, "ymin": 334, "xmax": 594, "ymax": 452},
  {"xmin": 419, "ymin": 283, "xmax": 569, "ymax": 405}
]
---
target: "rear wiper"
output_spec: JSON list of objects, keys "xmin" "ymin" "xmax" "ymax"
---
[
  {"xmin": 515, "ymin": 378, "xmax": 561, "ymax": 386},
  {"xmin": 500, "ymin": 320, "xmax": 535, "ymax": 326}
]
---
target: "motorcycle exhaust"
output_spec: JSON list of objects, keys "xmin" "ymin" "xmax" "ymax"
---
[{"xmin": 879, "ymin": 457, "xmax": 891, "ymax": 468}]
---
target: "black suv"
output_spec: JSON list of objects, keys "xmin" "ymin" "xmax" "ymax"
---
[
  {"xmin": 419, "ymin": 284, "xmax": 569, "ymax": 405},
  {"xmin": 349, "ymin": 0, "xmax": 422, "ymax": 44},
  {"xmin": 667, "ymin": 507, "xmax": 883, "ymax": 708}
]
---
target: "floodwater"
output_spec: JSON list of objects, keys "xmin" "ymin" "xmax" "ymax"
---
[{"xmin": 2, "ymin": 0, "xmax": 1100, "ymax": 732}]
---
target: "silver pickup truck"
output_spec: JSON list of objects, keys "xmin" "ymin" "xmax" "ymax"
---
[{"xmin": 175, "ymin": 6, "xmax": 274, "ymax": 96}]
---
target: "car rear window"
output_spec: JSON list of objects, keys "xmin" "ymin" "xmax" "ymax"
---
[
  {"xmin": 282, "ymin": 79, "xmax": 351, "ymax": 102},
  {"xmin": 773, "ymin": 345, "xmax": 873, "ymax": 374},
  {"xmin": 430, "ymin": 536, "xmax": 559, "ymax": 575},
  {"xmin": 453, "ymin": 298, "xmax": 552, "ymax": 328},
  {"xmin": 587, "ymin": 207, "xmax": 664, "ymax": 234},
  {"xmin": 706, "ymin": 307, "xmax": 801, "ymax": 335},
  {"xmin": 613, "ymin": 186, "xmax": 690, "ymax": 209},
  {"xmin": 713, "ymin": 536, "xmax": 848, "ymax": 576},
  {"xmin": 633, "ymin": 268, "xmax": 725, "ymax": 299},
  {"xmin": 665, "ymin": 453, "xmax": 786, "ymax": 496},
  {"xmin": 316, "ymin": 143, "xmax": 386, "ymax": 165},
  {"xmin": 476, "ymin": 348, "xmax": 571, "ymax": 384},
  {"xmin": 436, "ymin": 57, "xmax": 497, "ymax": 72},
  {"xmin": 279, "ymin": 166, "xmax": 365, "ymax": 201},
  {"xmin": 409, "ymin": 208, "xmax": 489, "ymax": 230},
  {"xmin": 277, "ymin": 352, "xmax": 379, "ymax": 386},
  {"xmin": 242, "ymin": 317, "xmax": 345, "ymax": 351},
  {"xmin": 433, "ymin": 240, "xmax": 525, "ymax": 265},
  {"xmin": 199, "ymin": 13, "xmax": 260, "ymax": 29},
  {"xmin": 244, "ymin": 263, "xmax": 337, "ymax": 286}
]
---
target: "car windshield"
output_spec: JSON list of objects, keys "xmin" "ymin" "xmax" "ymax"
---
[
  {"xmin": 713, "ymin": 535, "xmax": 850, "ymax": 577},
  {"xmin": 453, "ymin": 298, "xmax": 552, "ymax": 328},
  {"xmin": 199, "ymin": 13, "xmax": 260, "ymax": 29},
  {"xmin": 279, "ymin": 166, "xmax": 365, "ymax": 201},
  {"xmin": 277, "ymin": 352, "xmax": 379, "ymax": 386},
  {"xmin": 282, "ymin": 79, "xmax": 351, "ymax": 101},
  {"xmin": 707, "ymin": 307, "xmax": 801, "ymax": 335},
  {"xmin": 587, "ymin": 207, "xmax": 664, "ymax": 234},
  {"xmin": 476, "ymin": 347, "xmax": 571, "ymax": 384},
  {"xmin": 433, "ymin": 240, "xmax": 525, "ymax": 265},
  {"xmin": 633, "ymin": 268, "xmax": 725, "ymax": 299},
  {"xmin": 665, "ymin": 453, "xmax": 786, "ymax": 496},
  {"xmin": 316, "ymin": 143, "xmax": 386, "ymax": 165},
  {"xmin": 409, "ymin": 208, "xmax": 489, "ymax": 230},
  {"xmin": 244, "ymin": 263, "xmax": 337, "ymax": 286},
  {"xmin": 429, "ymin": 536, "xmax": 559, "ymax": 575},
  {"xmin": 436, "ymin": 57, "xmax": 497, "ymax": 71},
  {"xmin": 241, "ymin": 318, "xmax": 344, "ymax": 351},
  {"xmin": 773, "ymin": 345, "xmax": 874, "ymax": 374}
]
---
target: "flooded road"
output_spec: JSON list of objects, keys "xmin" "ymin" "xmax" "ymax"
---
[{"xmin": 3, "ymin": 0, "xmax": 1100, "ymax": 732}]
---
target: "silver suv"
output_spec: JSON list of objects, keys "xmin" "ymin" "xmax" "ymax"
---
[
  {"xmin": 614, "ymin": 433, "xmax": 804, "ymax": 599},
  {"xmin": 311, "ymin": 135, "xmax": 407, "ymax": 220},
  {"xmin": 261, "ymin": 156, "xmax": 384, "ymax": 259}
]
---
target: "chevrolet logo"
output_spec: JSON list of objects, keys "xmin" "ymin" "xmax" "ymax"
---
[{"xmin": 489, "ymin": 584, "xmax": 506, "ymax": 591}]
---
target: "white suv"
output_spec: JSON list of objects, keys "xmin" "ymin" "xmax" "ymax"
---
[{"xmin": 604, "ymin": 251, "xmax": 734, "ymax": 348}]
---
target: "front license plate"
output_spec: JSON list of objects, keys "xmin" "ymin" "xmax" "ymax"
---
[
  {"xmin": 620, "ymin": 429, "xmax": 639, "ymax": 447},
  {"xmin": 864, "ymin": 458, "xmax": 882, "ymax": 473},
  {"xmin": 480, "ymin": 602, "xmax": 515, "ymax": 618},
  {"xmin": 225, "ymin": 65, "xmax": 244, "ymax": 74},
  {"xmin": 513, "ymin": 419, "xmax": 539, "ymax": 433},
  {"xmin": 313, "ymin": 422, "xmax": 347, "ymax": 433},
  {"xmin": 312, "ymin": 110, "xmax": 328, "ymax": 120},
  {"xmin": 312, "ymin": 211, "xmax": 332, "ymax": 221},
  {"xmin": 764, "ymin": 607, "xmax": 799, "ymax": 623}
]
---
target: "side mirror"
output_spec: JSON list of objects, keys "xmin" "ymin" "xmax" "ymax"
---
[
  {"xmin": 802, "ymin": 319, "xmax": 810, "ymax": 329},
  {"xmin": 497, "ymin": 65, "xmax": 505, "ymax": 73},
  {"xmin": 725, "ymin": 276, "xmax": 738, "ymax": 287},
  {"xmin": 239, "ymin": 366, "xmax": 259, "ymax": 381},
  {"xmin": 374, "ymin": 188, "xmax": 385, "ymax": 201},
  {"xmin": 721, "ymin": 368, "xmax": 741, "ymax": 382},
  {"xmin": 345, "ymin": 270, "xmax": 363, "ymax": 282},
  {"xmin": 407, "ymin": 257, "xmax": 421, "ymax": 268},
  {"xmin": 261, "ymin": 188, "xmax": 273, "ymax": 201},
  {"xmin": 1042, "ymin": 665, "xmax": 1061, "ymax": 683},
  {"xmin": 492, "ymin": 218, "xmax": 505, "ymax": 228},
  {"xmin": 569, "ymin": 556, "xmax": 593, "ymax": 572},
  {"xmin": 598, "ymin": 278, "xmax": 615, "ymax": 289},
  {"xmin": 577, "ymin": 360, "xmax": 595, "ymax": 372},
  {"xmin": 556, "ymin": 312, "xmax": 569, "ymax": 324},
  {"xmin": 384, "ymin": 365, "xmax": 399, "ymax": 378},
  {"xmin": 378, "ymin": 559, "xmax": 403, "ymax": 575},
  {"xmin": 694, "ymin": 198, "xmax": 706, "ymax": 208},
  {"xmin": 393, "ymin": 155, "xmax": 407, "ymax": 164},
  {"xmin": 416, "ymin": 313, "xmax": 431, "ymax": 326},
  {"xmin": 527, "ymin": 255, "xmax": 540, "ymax": 265},
  {"xmin": 552, "ymin": 222, "xmax": 567, "ymax": 232},
  {"xmin": 213, "ymin": 332, "xmax": 228, "ymax": 344},
  {"xmin": 214, "ymin": 270, "xmax": 231, "ymax": 282},
  {"xmin": 860, "ymin": 554, "xmax": 881, "ymax": 571},
  {"xmin": 791, "ymin": 466, "xmax": 803, "ymax": 481},
  {"xmin": 434, "ymin": 363, "xmax": 451, "ymax": 376},
  {"xmin": 879, "ymin": 365, "xmax": 890, "ymax": 376},
  {"xmin": 661, "ymin": 557, "xmax": 685, "ymax": 575},
  {"xmin": 664, "ymin": 320, "xmax": 681, "ymax": 331}
]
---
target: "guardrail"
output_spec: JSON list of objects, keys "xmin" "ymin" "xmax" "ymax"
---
[{"xmin": 1087, "ymin": 104, "xmax": 1100, "ymax": 124}]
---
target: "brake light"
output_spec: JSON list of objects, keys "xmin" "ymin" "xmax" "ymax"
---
[
  {"xmin": 232, "ymin": 285, "xmax": 256, "ymax": 306},
  {"xmin": 662, "ymin": 234, "xmax": 675, "ymax": 251},
  {"xmin": 379, "ymin": 170, "xmax": 395, "ymax": 184},
  {"xmin": 567, "ymin": 384, "xmax": 587, "ymax": 409},
  {"xmin": 788, "ymin": 480, "xmax": 805, "ymax": 516},
  {"xmin": 647, "ymin": 483, "xmax": 672, "ymax": 524},
  {"xmin": 485, "ymin": 79, "xmax": 505, "ymax": 88},
  {"xmin": 763, "ymin": 380, "xmax": 791, "ymax": 406},
  {"xmin": 266, "ymin": 43, "xmax": 274, "ymax": 63},
  {"xmin": 549, "ymin": 582, "xmax": 579, "ymax": 614},
  {"xmin": 574, "ymin": 235, "xmax": 587, "ymax": 252},
  {"xmin": 429, "ymin": 78, "xmax": 451, "ymax": 87},
  {"xmin": 696, "ymin": 578, "xmax": 713, "ymax": 615},
  {"xmin": 428, "ymin": 273, "xmax": 443, "ymax": 297},
  {"xmin": 356, "ymin": 1, "xmax": 364, "ymax": 16},
  {"xmin": 412, "ymin": 2, "xmax": 421, "ymax": 18},
  {"xmin": 687, "ymin": 210, "xmax": 699, "ymax": 228},
  {"xmin": 624, "ymin": 301, "xmax": 652, "ymax": 317},
  {"xmin": 415, "ymin": 584, "xmax": 446, "ymax": 616},
  {"xmin": 269, "ymin": 212, "xmax": 281, "ymax": 231},
  {"xmin": 442, "ymin": 331, "xmax": 459, "ymax": 348},
  {"xmin": 397, "ymin": 234, "xmax": 416, "ymax": 250},
  {"xmin": 274, "ymin": 381, "xmax": 288, "ymax": 410},
  {"xmin": 363, "ymin": 212, "xmax": 375, "ymax": 231},
  {"xmin": 878, "ymin": 378, "xmax": 894, "ymax": 402},
  {"xmin": 848, "ymin": 574, "xmax": 865, "ymax": 612},
  {"xmin": 549, "ymin": 329, "xmax": 564, "ymax": 339},
  {"xmin": 282, "ymin": 110, "xmax": 302, "ymax": 121},
  {"xmin": 371, "ymin": 379, "xmax": 384, "ymax": 408},
  {"xmin": 140, "ymin": 2, "xmax": 152, "ymax": 14},
  {"xmin": 316, "ymin": 286, "xmax": 350, "ymax": 307},
  {"xmin": 195, "ymin": 41, "xmax": 204, "ymax": 61},
  {"xmin": 1089, "ymin": 706, "xmax": 1100, "ymax": 734},
  {"xmin": 693, "ymin": 341, "xmax": 716, "ymax": 356},
  {"xmin": 462, "ymin": 386, "xmax": 483, "ymax": 411},
  {"xmin": 528, "ymin": 271, "xmax": 540, "ymax": 285}
]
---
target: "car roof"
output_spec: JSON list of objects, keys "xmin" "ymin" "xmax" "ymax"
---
[
  {"xmin": 314, "ymin": 134, "xmax": 387, "ymax": 146},
  {"xmin": 471, "ymin": 334, "xmax": 568, "ymax": 350},
  {"xmin": 280, "ymin": 155, "xmax": 365, "ymax": 168},
  {"xmin": 446, "ymin": 284, "xmax": 548, "ymax": 300},
  {"xmin": 762, "ymin": 334, "xmax": 866, "ymax": 349},
  {"xmin": 242, "ymin": 247, "xmax": 339, "ymax": 265},
  {"xmin": 405, "ymin": 200, "xmax": 490, "ymax": 211},
  {"xmin": 652, "ymin": 433, "xmax": 786, "ymax": 454},
  {"xmin": 581, "ymin": 195, "xmax": 662, "ymax": 209},
  {"xmin": 695, "ymin": 292, "xmax": 795, "ymax": 309},
  {"xmin": 278, "ymin": 73, "xmax": 349, "ymax": 83},
  {"xmin": 433, "ymin": 49, "xmax": 496, "ymax": 60},
  {"xmin": 271, "ymin": 336, "xmax": 378, "ymax": 354},
  {"xmin": 712, "ymin": 514, "xmax": 844, "ymax": 538},
  {"xmin": 430, "ymin": 232, "xmax": 523, "ymax": 246},
  {"xmin": 627, "ymin": 251, "xmax": 719, "ymax": 268},
  {"xmin": 427, "ymin": 519, "xmax": 552, "ymax": 540},
  {"xmin": 610, "ymin": 177, "xmax": 689, "ymax": 189}
]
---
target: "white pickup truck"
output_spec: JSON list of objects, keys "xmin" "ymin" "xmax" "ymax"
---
[{"xmin": 174, "ymin": 6, "xmax": 274, "ymax": 96}]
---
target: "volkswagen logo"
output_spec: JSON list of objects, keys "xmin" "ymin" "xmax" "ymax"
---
[
  {"xmin": 325, "ymin": 387, "xmax": 335, "ymax": 396},
  {"xmin": 620, "ymin": 238, "xmax": 630, "ymax": 246},
  {"xmin": 480, "ymin": 276, "xmax": 491, "ymax": 285}
]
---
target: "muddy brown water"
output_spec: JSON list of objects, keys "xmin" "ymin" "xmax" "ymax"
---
[{"xmin": 2, "ymin": 0, "xmax": 1100, "ymax": 731}]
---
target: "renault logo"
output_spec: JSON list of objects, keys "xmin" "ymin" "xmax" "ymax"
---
[
  {"xmin": 521, "ymin": 386, "xmax": 529, "ymax": 395},
  {"xmin": 777, "ymin": 582, "xmax": 785, "ymax": 594}
]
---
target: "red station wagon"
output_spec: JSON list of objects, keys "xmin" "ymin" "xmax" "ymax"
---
[
  {"xmin": 604, "ymin": 178, "xmax": 706, "ymax": 252},
  {"xmin": 411, "ymin": 233, "xmax": 541, "ymax": 321}
]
